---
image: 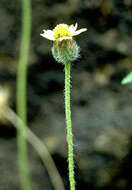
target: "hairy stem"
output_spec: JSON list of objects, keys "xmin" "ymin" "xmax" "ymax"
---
[
  {"xmin": 65, "ymin": 62, "xmax": 75, "ymax": 190},
  {"xmin": 16, "ymin": 0, "xmax": 31, "ymax": 189}
]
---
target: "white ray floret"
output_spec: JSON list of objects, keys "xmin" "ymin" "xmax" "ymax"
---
[{"xmin": 40, "ymin": 23, "xmax": 87, "ymax": 41}]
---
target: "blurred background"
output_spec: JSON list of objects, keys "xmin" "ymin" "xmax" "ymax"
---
[{"xmin": 0, "ymin": 0, "xmax": 132, "ymax": 189}]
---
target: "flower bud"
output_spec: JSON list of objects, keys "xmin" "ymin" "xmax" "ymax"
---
[{"xmin": 51, "ymin": 40, "xmax": 80, "ymax": 64}]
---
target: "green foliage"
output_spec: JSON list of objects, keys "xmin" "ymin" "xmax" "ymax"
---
[
  {"xmin": 52, "ymin": 40, "xmax": 80, "ymax": 64},
  {"xmin": 121, "ymin": 72, "xmax": 132, "ymax": 85}
]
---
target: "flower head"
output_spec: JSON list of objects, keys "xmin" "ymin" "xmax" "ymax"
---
[
  {"xmin": 40, "ymin": 23, "xmax": 87, "ymax": 41},
  {"xmin": 40, "ymin": 23, "xmax": 87, "ymax": 64}
]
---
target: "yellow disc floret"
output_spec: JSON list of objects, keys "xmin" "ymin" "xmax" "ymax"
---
[{"xmin": 53, "ymin": 24, "xmax": 71, "ymax": 39}]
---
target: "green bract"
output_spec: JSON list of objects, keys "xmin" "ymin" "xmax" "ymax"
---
[{"xmin": 51, "ymin": 40, "xmax": 80, "ymax": 64}]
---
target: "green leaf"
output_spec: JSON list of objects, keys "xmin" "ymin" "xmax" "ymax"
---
[{"xmin": 121, "ymin": 72, "xmax": 132, "ymax": 85}]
